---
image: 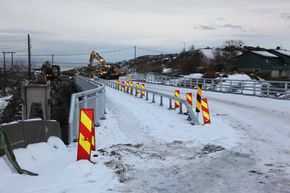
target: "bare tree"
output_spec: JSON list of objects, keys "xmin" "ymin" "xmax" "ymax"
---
[{"xmin": 223, "ymin": 40, "xmax": 244, "ymax": 49}]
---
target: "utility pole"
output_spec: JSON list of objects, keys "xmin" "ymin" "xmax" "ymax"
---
[
  {"xmin": 28, "ymin": 34, "xmax": 32, "ymax": 80},
  {"xmin": 52, "ymin": 54, "xmax": 54, "ymax": 65},
  {"xmin": 2, "ymin": 52, "xmax": 6, "ymax": 96},
  {"xmin": 1, "ymin": 51, "xmax": 15, "ymax": 96},
  {"xmin": 11, "ymin": 52, "xmax": 14, "ymax": 71},
  {"xmin": 134, "ymin": 45, "xmax": 137, "ymax": 60}
]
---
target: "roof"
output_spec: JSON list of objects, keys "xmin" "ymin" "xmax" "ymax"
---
[
  {"xmin": 251, "ymin": 51, "xmax": 278, "ymax": 58},
  {"xmin": 200, "ymin": 49, "xmax": 216, "ymax": 60},
  {"xmin": 274, "ymin": 50, "xmax": 290, "ymax": 57}
]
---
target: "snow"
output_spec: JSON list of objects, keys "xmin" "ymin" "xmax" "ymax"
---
[
  {"xmin": 184, "ymin": 73, "xmax": 203, "ymax": 79},
  {"xmin": 251, "ymin": 51, "xmax": 278, "ymax": 58},
  {"xmin": 200, "ymin": 49, "xmax": 216, "ymax": 60},
  {"xmin": 0, "ymin": 136, "xmax": 120, "ymax": 193},
  {"xmin": 0, "ymin": 95, "xmax": 12, "ymax": 112},
  {"xmin": 162, "ymin": 67, "xmax": 172, "ymax": 74},
  {"xmin": 275, "ymin": 49, "xmax": 290, "ymax": 57},
  {"xmin": 1, "ymin": 79, "xmax": 290, "ymax": 192}
]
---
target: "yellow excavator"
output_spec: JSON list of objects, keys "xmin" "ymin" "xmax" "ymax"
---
[{"xmin": 88, "ymin": 50, "xmax": 120, "ymax": 79}]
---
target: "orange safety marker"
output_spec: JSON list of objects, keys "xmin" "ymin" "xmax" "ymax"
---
[
  {"xmin": 195, "ymin": 84, "xmax": 202, "ymax": 113},
  {"xmin": 136, "ymin": 82, "xmax": 140, "ymax": 94},
  {"xmin": 141, "ymin": 84, "xmax": 145, "ymax": 96},
  {"xmin": 77, "ymin": 109, "xmax": 94, "ymax": 161},
  {"xmin": 116, "ymin": 80, "xmax": 120, "ymax": 90},
  {"xmin": 186, "ymin": 93, "xmax": 193, "ymax": 108},
  {"xmin": 174, "ymin": 90, "xmax": 180, "ymax": 108},
  {"xmin": 130, "ymin": 81, "xmax": 133, "ymax": 94},
  {"xmin": 126, "ymin": 81, "xmax": 129, "ymax": 92},
  {"xmin": 201, "ymin": 98, "xmax": 211, "ymax": 124},
  {"xmin": 121, "ymin": 81, "xmax": 125, "ymax": 91}
]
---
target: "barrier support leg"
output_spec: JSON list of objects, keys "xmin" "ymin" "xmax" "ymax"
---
[{"xmin": 179, "ymin": 103, "xmax": 183, "ymax": 114}]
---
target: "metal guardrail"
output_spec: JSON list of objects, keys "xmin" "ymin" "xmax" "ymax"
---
[
  {"xmin": 97, "ymin": 78, "xmax": 199, "ymax": 125},
  {"xmin": 68, "ymin": 75, "xmax": 105, "ymax": 143},
  {"xmin": 129, "ymin": 73, "xmax": 290, "ymax": 99}
]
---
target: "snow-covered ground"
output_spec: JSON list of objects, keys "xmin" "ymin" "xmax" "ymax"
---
[
  {"xmin": 0, "ymin": 95, "xmax": 12, "ymax": 112},
  {"xmin": 1, "ymin": 81, "xmax": 290, "ymax": 193}
]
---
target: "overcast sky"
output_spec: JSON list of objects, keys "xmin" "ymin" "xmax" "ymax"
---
[{"xmin": 0, "ymin": 0, "xmax": 290, "ymax": 66}]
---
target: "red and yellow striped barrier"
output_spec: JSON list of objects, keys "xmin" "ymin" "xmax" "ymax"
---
[
  {"xmin": 130, "ymin": 81, "xmax": 133, "ymax": 94},
  {"xmin": 141, "ymin": 84, "xmax": 145, "ymax": 96},
  {"xmin": 186, "ymin": 93, "xmax": 193, "ymax": 108},
  {"xmin": 174, "ymin": 90, "xmax": 180, "ymax": 108},
  {"xmin": 195, "ymin": 84, "xmax": 202, "ymax": 113},
  {"xmin": 126, "ymin": 81, "xmax": 129, "ymax": 92},
  {"xmin": 77, "ymin": 109, "xmax": 94, "ymax": 161},
  {"xmin": 201, "ymin": 98, "xmax": 211, "ymax": 124},
  {"xmin": 115, "ymin": 80, "xmax": 120, "ymax": 90},
  {"xmin": 136, "ymin": 82, "xmax": 140, "ymax": 94},
  {"xmin": 121, "ymin": 81, "xmax": 125, "ymax": 91}
]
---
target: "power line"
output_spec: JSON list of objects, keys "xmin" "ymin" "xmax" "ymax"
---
[
  {"xmin": 12, "ymin": 47, "xmax": 134, "ymax": 57},
  {"xmin": 137, "ymin": 47, "xmax": 169, "ymax": 54}
]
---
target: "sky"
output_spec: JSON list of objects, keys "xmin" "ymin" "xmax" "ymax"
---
[{"xmin": 0, "ymin": 0, "xmax": 290, "ymax": 67}]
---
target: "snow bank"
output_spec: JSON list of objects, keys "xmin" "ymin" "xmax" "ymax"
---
[
  {"xmin": 184, "ymin": 73, "xmax": 203, "ymax": 79},
  {"xmin": 0, "ymin": 95, "xmax": 12, "ymax": 111},
  {"xmin": 162, "ymin": 68, "xmax": 172, "ymax": 74},
  {"xmin": 0, "ymin": 136, "xmax": 120, "ymax": 193}
]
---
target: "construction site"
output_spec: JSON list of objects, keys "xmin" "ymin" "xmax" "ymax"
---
[{"xmin": 1, "ymin": 1, "xmax": 290, "ymax": 192}]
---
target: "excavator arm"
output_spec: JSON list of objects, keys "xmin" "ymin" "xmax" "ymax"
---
[
  {"xmin": 88, "ymin": 50, "xmax": 107, "ymax": 70},
  {"xmin": 87, "ymin": 50, "xmax": 120, "ymax": 79}
]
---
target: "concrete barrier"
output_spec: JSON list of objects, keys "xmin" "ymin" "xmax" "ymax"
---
[{"xmin": 0, "ymin": 119, "xmax": 62, "ymax": 156}]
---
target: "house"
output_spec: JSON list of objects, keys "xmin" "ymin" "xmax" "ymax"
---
[{"xmin": 236, "ymin": 50, "xmax": 290, "ymax": 78}]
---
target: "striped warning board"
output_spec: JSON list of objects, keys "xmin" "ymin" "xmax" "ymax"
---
[
  {"xmin": 201, "ymin": 98, "xmax": 211, "ymax": 124},
  {"xmin": 186, "ymin": 93, "xmax": 193, "ymax": 108},
  {"xmin": 141, "ymin": 84, "xmax": 145, "ymax": 96},
  {"xmin": 77, "ymin": 109, "xmax": 94, "ymax": 161},
  {"xmin": 116, "ymin": 80, "xmax": 120, "ymax": 90},
  {"xmin": 195, "ymin": 84, "xmax": 202, "ymax": 112},
  {"xmin": 174, "ymin": 90, "xmax": 180, "ymax": 108},
  {"xmin": 136, "ymin": 82, "xmax": 140, "ymax": 94},
  {"xmin": 126, "ymin": 81, "xmax": 129, "ymax": 92},
  {"xmin": 121, "ymin": 81, "xmax": 125, "ymax": 91},
  {"xmin": 130, "ymin": 81, "xmax": 133, "ymax": 94}
]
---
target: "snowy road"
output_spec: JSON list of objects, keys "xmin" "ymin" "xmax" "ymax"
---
[{"xmin": 1, "ymin": 82, "xmax": 290, "ymax": 193}]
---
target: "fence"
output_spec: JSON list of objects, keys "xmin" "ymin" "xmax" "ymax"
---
[
  {"xmin": 128, "ymin": 73, "xmax": 290, "ymax": 99},
  {"xmin": 68, "ymin": 75, "xmax": 105, "ymax": 143},
  {"xmin": 96, "ymin": 78, "xmax": 199, "ymax": 125}
]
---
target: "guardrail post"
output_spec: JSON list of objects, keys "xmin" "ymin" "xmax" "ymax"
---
[
  {"xmin": 145, "ymin": 91, "xmax": 149, "ymax": 100},
  {"xmin": 152, "ymin": 93, "xmax": 155, "ymax": 103},
  {"xmin": 285, "ymin": 83, "xmax": 288, "ymax": 98},
  {"xmin": 168, "ymin": 98, "xmax": 173, "ymax": 110},
  {"xmin": 241, "ymin": 80, "xmax": 244, "ymax": 94},
  {"xmin": 253, "ymin": 81, "xmax": 256, "ymax": 95},
  {"xmin": 190, "ymin": 79, "xmax": 193, "ymax": 88},
  {"xmin": 160, "ymin": 96, "xmax": 163, "ymax": 106},
  {"xmin": 267, "ymin": 82, "xmax": 270, "ymax": 96}
]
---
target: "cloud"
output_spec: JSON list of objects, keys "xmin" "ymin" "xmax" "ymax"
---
[
  {"xmin": 193, "ymin": 25, "xmax": 216, "ymax": 31},
  {"xmin": 282, "ymin": 12, "xmax": 290, "ymax": 20},
  {"xmin": 222, "ymin": 24, "xmax": 243, "ymax": 29},
  {"xmin": 194, "ymin": 24, "xmax": 244, "ymax": 31}
]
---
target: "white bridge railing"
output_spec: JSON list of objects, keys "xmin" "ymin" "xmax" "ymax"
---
[
  {"xmin": 68, "ymin": 75, "xmax": 105, "ymax": 143},
  {"xmin": 129, "ymin": 73, "xmax": 290, "ymax": 100},
  {"xmin": 96, "ymin": 78, "xmax": 199, "ymax": 125}
]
